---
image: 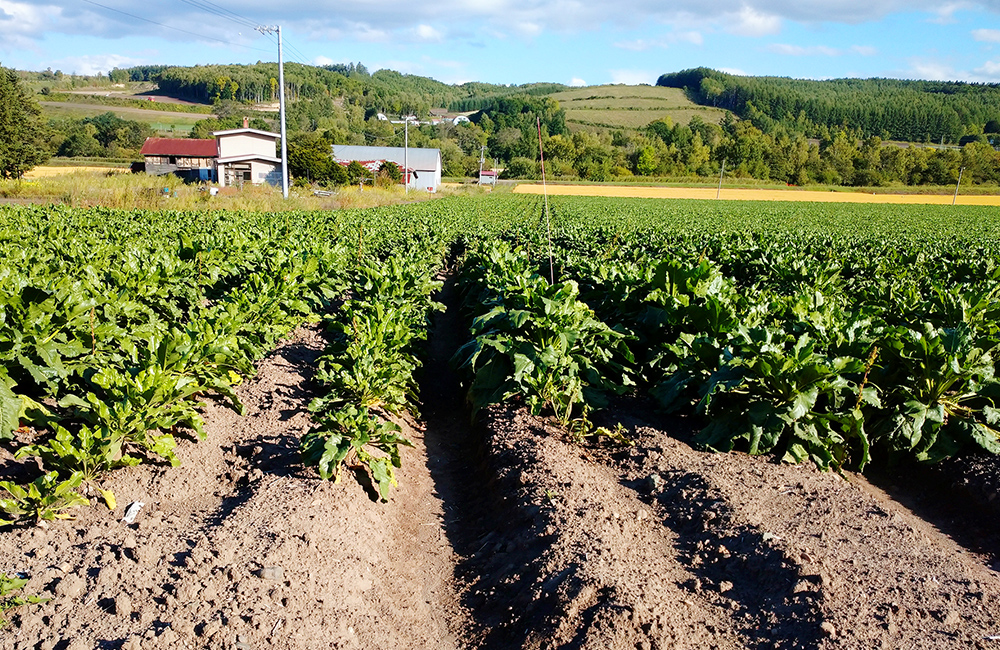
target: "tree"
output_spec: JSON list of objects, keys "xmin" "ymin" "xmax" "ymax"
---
[{"xmin": 0, "ymin": 66, "xmax": 49, "ymax": 179}]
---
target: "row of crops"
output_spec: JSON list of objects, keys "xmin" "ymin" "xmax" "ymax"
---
[{"xmin": 2, "ymin": 195, "xmax": 1000, "ymax": 520}]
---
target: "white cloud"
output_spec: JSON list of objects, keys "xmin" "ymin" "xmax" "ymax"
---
[
  {"xmin": 726, "ymin": 6, "xmax": 782, "ymax": 37},
  {"xmin": 718, "ymin": 67, "xmax": 747, "ymax": 75},
  {"xmin": 767, "ymin": 43, "xmax": 841, "ymax": 56},
  {"xmin": 570, "ymin": 77, "xmax": 587, "ymax": 86},
  {"xmin": 610, "ymin": 69, "xmax": 656, "ymax": 85},
  {"xmin": 973, "ymin": 28, "xmax": 1000, "ymax": 42},
  {"xmin": 415, "ymin": 24, "xmax": 443, "ymax": 42},
  {"xmin": 851, "ymin": 45, "xmax": 878, "ymax": 56},
  {"xmin": 313, "ymin": 55, "xmax": 334, "ymax": 66},
  {"xmin": 973, "ymin": 60, "xmax": 1000, "ymax": 80},
  {"xmin": 908, "ymin": 60, "xmax": 959, "ymax": 80},
  {"xmin": 0, "ymin": 0, "xmax": 61, "ymax": 51},
  {"xmin": 926, "ymin": 2, "xmax": 968, "ymax": 24},
  {"xmin": 52, "ymin": 53, "xmax": 141, "ymax": 76},
  {"xmin": 614, "ymin": 30, "xmax": 703, "ymax": 51}
]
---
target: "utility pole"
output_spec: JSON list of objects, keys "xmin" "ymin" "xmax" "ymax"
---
[
  {"xmin": 478, "ymin": 144, "xmax": 486, "ymax": 183},
  {"xmin": 953, "ymin": 166, "xmax": 965, "ymax": 205},
  {"xmin": 257, "ymin": 25, "xmax": 288, "ymax": 198},
  {"xmin": 404, "ymin": 117, "xmax": 409, "ymax": 194}
]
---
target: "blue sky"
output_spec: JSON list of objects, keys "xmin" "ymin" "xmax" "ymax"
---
[{"xmin": 1, "ymin": 0, "xmax": 999, "ymax": 86}]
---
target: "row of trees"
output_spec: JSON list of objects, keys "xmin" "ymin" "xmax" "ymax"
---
[
  {"xmin": 280, "ymin": 87, "xmax": 999, "ymax": 187},
  {"xmin": 658, "ymin": 68, "xmax": 1000, "ymax": 145}
]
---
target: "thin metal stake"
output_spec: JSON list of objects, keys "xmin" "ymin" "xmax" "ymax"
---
[{"xmin": 537, "ymin": 116, "xmax": 554, "ymax": 284}]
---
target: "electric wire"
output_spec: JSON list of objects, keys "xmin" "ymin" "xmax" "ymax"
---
[
  {"xmin": 80, "ymin": 0, "xmax": 271, "ymax": 52},
  {"xmin": 177, "ymin": 0, "xmax": 259, "ymax": 29},
  {"xmin": 175, "ymin": 0, "xmax": 257, "ymax": 30},
  {"xmin": 176, "ymin": 0, "xmax": 317, "ymax": 67}
]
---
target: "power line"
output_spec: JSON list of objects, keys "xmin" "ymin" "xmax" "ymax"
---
[
  {"xmin": 175, "ymin": 0, "xmax": 315, "ymax": 67},
  {"xmin": 80, "ymin": 0, "xmax": 271, "ymax": 53},
  {"xmin": 181, "ymin": 0, "xmax": 253, "ymax": 27},
  {"xmin": 177, "ymin": 0, "xmax": 259, "ymax": 29}
]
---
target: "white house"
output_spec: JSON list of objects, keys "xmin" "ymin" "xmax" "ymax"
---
[
  {"xmin": 332, "ymin": 145, "xmax": 442, "ymax": 192},
  {"xmin": 212, "ymin": 127, "xmax": 282, "ymax": 188}
]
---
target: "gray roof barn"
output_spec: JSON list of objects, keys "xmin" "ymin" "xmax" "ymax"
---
[{"xmin": 332, "ymin": 145, "xmax": 442, "ymax": 192}]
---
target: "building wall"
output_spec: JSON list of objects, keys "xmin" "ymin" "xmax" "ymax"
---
[
  {"xmin": 218, "ymin": 160, "xmax": 280, "ymax": 187},
  {"xmin": 143, "ymin": 156, "xmax": 215, "ymax": 178},
  {"xmin": 218, "ymin": 133, "xmax": 277, "ymax": 159}
]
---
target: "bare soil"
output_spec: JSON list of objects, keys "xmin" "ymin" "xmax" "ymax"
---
[{"xmin": 2, "ymin": 290, "xmax": 1000, "ymax": 649}]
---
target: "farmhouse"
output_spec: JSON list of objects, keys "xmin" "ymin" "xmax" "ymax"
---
[
  {"xmin": 213, "ymin": 127, "xmax": 282, "ymax": 188},
  {"xmin": 139, "ymin": 138, "xmax": 217, "ymax": 182},
  {"xmin": 332, "ymin": 145, "xmax": 442, "ymax": 192},
  {"xmin": 139, "ymin": 122, "xmax": 281, "ymax": 187}
]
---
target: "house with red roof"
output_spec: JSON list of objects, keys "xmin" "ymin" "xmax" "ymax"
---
[
  {"xmin": 139, "ymin": 120, "xmax": 281, "ymax": 186},
  {"xmin": 139, "ymin": 138, "xmax": 218, "ymax": 181}
]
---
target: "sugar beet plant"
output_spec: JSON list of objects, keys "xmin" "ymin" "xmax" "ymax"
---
[
  {"xmin": 301, "ymin": 224, "xmax": 448, "ymax": 501},
  {"xmin": 0, "ymin": 205, "xmax": 353, "ymax": 522}
]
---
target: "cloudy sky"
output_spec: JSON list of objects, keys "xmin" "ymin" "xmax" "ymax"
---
[{"xmin": 1, "ymin": 0, "xmax": 999, "ymax": 86}]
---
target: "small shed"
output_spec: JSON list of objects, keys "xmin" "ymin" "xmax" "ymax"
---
[
  {"xmin": 479, "ymin": 170, "xmax": 498, "ymax": 186},
  {"xmin": 332, "ymin": 145, "xmax": 442, "ymax": 192}
]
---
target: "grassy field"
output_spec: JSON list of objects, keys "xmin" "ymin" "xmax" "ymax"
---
[
  {"xmin": 1, "ymin": 168, "xmax": 489, "ymax": 211},
  {"xmin": 548, "ymin": 85, "xmax": 729, "ymax": 131},
  {"xmin": 40, "ymin": 102, "xmax": 206, "ymax": 135}
]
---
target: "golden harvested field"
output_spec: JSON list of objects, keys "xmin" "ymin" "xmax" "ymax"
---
[{"xmin": 513, "ymin": 183, "xmax": 1000, "ymax": 205}]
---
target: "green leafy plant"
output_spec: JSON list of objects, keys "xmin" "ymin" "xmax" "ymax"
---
[
  {"xmin": 300, "ymin": 405, "xmax": 413, "ymax": 502},
  {"xmin": 0, "ymin": 471, "xmax": 89, "ymax": 525},
  {"xmin": 454, "ymin": 272, "xmax": 634, "ymax": 423},
  {"xmin": 0, "ymin": 573, "xmax": 47, "ymax": 627},
  {"xmin": 872, "ymin": 323, "xmax": 1000, "ymax": 462}
]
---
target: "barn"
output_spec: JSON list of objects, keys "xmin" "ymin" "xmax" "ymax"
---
[
  {"xmin": 331, "ymin": 145, "xmax": 442, "ymax": 192},
  {"xmin": 139, "ymin": 138, "xmax": 217, "ymax": 182}
]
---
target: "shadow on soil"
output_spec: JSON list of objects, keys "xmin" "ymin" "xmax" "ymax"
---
[
  {"xmin": 416, "ymin": 273, "xmax": 556, "ymax": 648},
  {"xmin": 636, "ymin": 468, "xmax": 825, "ymax": 649}
]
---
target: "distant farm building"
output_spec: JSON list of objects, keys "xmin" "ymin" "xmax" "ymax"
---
[
  {"xmin": 139, "ymin": 122, "xmax": 281, "ymax": 187},
  {"xmin": 332, "ymin": 145, "xmax": 442, "ymax": 192},
  {"xmin": 139, "ymin": 138, "xmax": 217, "ymax": 182},
  {"xmin": 213, "ymin": 128, "xmax": 281, "ymax": 188},
  {"xmin": 479, "ymin": 170, "xmax": 497, "ymax": 186}
]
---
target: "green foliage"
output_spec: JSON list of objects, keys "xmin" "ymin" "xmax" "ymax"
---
[
  {"xmin": 0, "ymin": 66, "xmax": 49, "ymax": 178},
  {"xmin": 0, "ymin": 573, "xmax": 47, "ymax": 627},
  {"xmin": 0, "ymin": 471, "xmax": 89, "ymax": 525},
  {"xmin": 300, "ymin": 405, "xmax": 412, "ymax": 502},
  {"xmin": 453, "ymin": 240, "xmax": 634, "ymax": 423},
  {"xmin": 659, "ymin": 67, "xmax": 1000, "ymax": 145}
]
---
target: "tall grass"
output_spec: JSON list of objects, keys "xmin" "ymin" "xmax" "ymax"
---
[{"xmin": 0, "ymin": 170, "xmax": 489, "ymax": 211}]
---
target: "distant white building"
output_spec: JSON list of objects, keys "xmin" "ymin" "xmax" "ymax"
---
[
  {"xmin": 213, "ymin": 127, "xmax": 282, "ymax": 188},
  {"xmin": 332, "ymin": 144, "xmax": 442, "ymax": 192},
  {"xmin": 139, "ymin": 120, "xmax": 281, "ymax": 187}
]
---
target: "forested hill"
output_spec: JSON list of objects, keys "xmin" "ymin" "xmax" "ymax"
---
[
  {"xmin": 112, "ymin": 62, "xmax": 565, "ymax": 118},
  {"xmin": 657, "ymin": 68, "xmax": 1000, "ymax": 145}
]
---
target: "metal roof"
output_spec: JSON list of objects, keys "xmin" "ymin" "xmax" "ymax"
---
[
  {"xmin": 332, "ymin": 145, "xmax": 441, "ymax": 172},
  {"xmin": 140, "ymin": 138, "xmax": 218, "ymax": 157}
]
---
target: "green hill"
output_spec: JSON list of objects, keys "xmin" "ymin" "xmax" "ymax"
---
[
  {"xmin": 658, "ymin": 67, "xmax": 1000, "ymax": 145},
  {"xmin": 547, "ymin": 84, "xmax": 728, "ymax": 132}
]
